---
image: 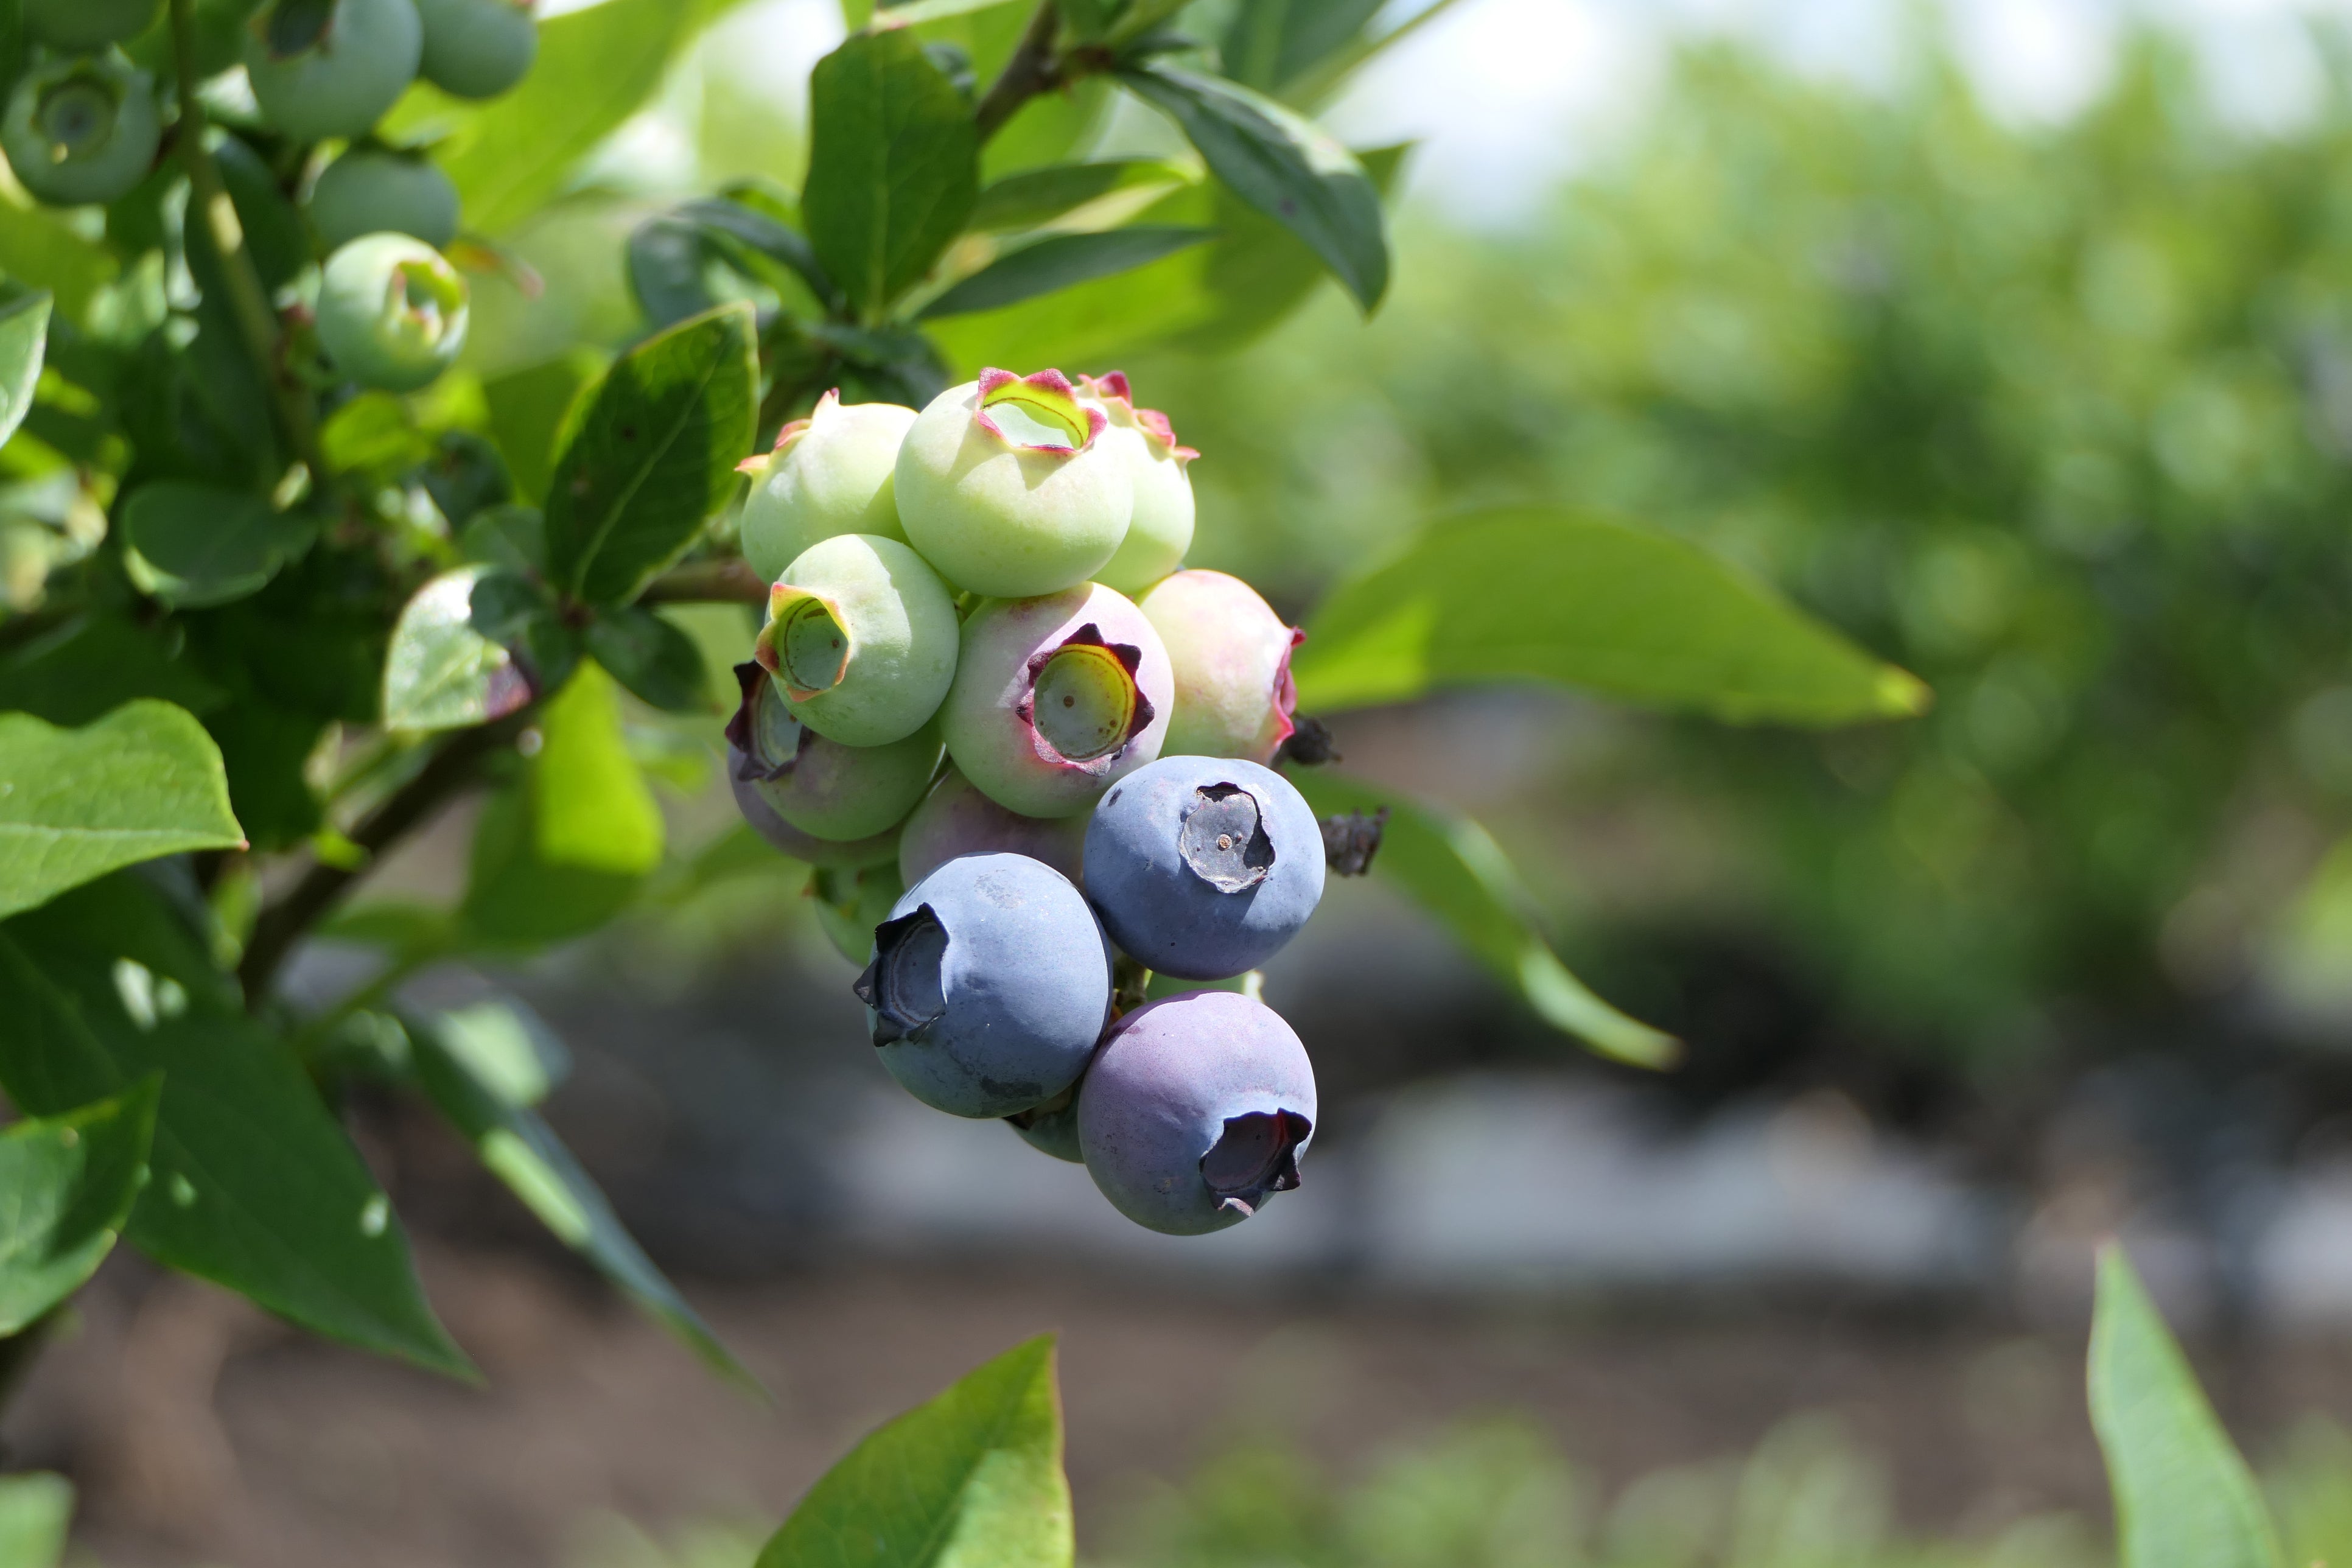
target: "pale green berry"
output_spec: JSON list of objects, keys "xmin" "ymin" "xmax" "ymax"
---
[
  {"xmin": 1081, "ymin": 372, "xmax": 1196, "ymax": 596},
  {"xmin": 414, "ymin": 0, "xmax": 537, "ymax": 99},
  {"xmin": 245, "ymin": 0, "xmax": 422, "ymax": 142},
  {"xmin": 737, "ymin": 391, "xmax": 919, "ymax": 583},
  {"xmin": 729, "ymin": 660, "xmax": 940, "ymax": 842},
  {"xmin": 894, "ymin": 368, "xmax": 1133, "ymax": 599},
  {"xmin": 308, "ymin": 147, "xmax": 460, "ymax": 251},
  {"xmin": 25, "ymin": 0, "xmax": 161, "ymax": 51},
  {"xmin": 317, "ymin": 234, "xmax": 469, "ymax": 393},
  {"xmin": 0, "ymin": 54, "xmax": 160, "ymax": 209},
  {"xmin": 1139, "ymin": 569, "xmax": 1303, "ymax": 764},
  {"xmin": 754, "ymin": 533, "xmax": 959, "ymax": 747}
]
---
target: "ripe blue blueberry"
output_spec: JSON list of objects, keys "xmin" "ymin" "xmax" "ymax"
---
[
  {"xmin": 0, "ymin": 54, "xmax": 161, "ymax": 209},
  {"xmin": 1077, "ymin": 990, "xmax": 1316, "ymax": 1236},
  {"xmin": 897, "ymin": 767, "xmax": 1087, "ymax": 890},
  {"xmin": 245, "ymin": 0, "xmax": 423, "ymax": 142},
  {"xmin": 855, "ymin": 853, "xmax": 1111, "ymax": 1119},
  {"xmin": 414, "ymin": 0, "xmax": 536, "ymax": 99},
  {"xmin": 308, "ymin": 147, "xmax": 460, "ymax": 251},
  {"xmin": 726, "ymin": 660, "xmax": 939, "ymax": 844},
  {"xmin": 1083, "ymin": 755, "xmax": 1325, "ymax": 980},
  {"xmin": 317, "ymin": 234, "xmax": 468, "ymax": 393}
]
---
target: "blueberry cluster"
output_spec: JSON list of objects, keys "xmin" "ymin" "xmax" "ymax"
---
[
  {"xmin": 3, "ymin": 0, "xmax": 536, "ymax": 393},
  {"xmin": 727, "ymin": 369, "xmax": 1330, "ymax": 1236}
]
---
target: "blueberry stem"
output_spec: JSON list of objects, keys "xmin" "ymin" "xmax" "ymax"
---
[
  {"xmin": 640, "ymin": 556, "xmax": 768, "ymax": 604},
  {"xmin": 166, "ymin": 0, "xmax": 328, "ymax": 484},
  {"xmin": 973, "ymin": 0, "xmax": 1064, "ymax": 144}
]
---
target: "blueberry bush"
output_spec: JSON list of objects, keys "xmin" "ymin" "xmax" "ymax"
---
[{"xmin": 0, "ymin": 0, "xmax": 2231, "ymax": 1559}]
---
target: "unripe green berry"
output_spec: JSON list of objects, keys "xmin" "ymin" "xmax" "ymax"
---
[
  {"xmin": 729, "ymin": 662, "xmax": 939, "ymax": 842},
  {"xmin": 317, "ymin": 234, "xmax": 469, "ymax": 393},
  {"xmin": 0, "ymin": 54, "xmax": 161, "ymax": 209},
  {"xmin": 415, "ymin": 0, "xmax": 537, "ymax": 99},
  {"xmin": 754, "ymin": 533, "xmax": 959, "ymax": 747},
  {"xmin": 1080, "ymin": 372, "xmax": 1196, "ymax": 596},
  {"xmin": 737, "ymin": 391, "xmax": 919, "ymax": 583},
  {"xmin": 895, "ymin": 368, "xmax": 1133, "ymax": 599},
  {"xmin": 308, "ymin": 147, "xmax": 460, "ymax": 252},
  {"xmin": 245, "ymin": 0, "xmax": 422, "ymax": 142},
  {"xmin": 25, "ymin": 0, "xmax": 162, "ymax": 51}
]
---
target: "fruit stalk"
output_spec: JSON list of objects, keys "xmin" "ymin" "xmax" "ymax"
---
[
  {"xmin": 640, "ymin": 556, "xmax": 771, "ymax": 604},
  {"xmin": 167, "ymin": 0, "xmax": 327, "ymax": 481}
]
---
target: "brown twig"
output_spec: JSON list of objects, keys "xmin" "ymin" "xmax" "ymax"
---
[
  {"xmin": 237, "ymin": 718, "xmax": 524, "ymax": 1006},
  {"xmin": 640, "ymin": 556, "xmax": 769, "ymax": 604},
  {"xmin": 974, "ymin": 0, "xmax": 1065, "ymax": 142}
]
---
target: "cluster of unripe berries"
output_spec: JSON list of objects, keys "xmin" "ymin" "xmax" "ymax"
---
[
  {"xmin": 2, "ymin": 0, "xmax": 531, "ymax": 393},
  {"xmin": 727, "ymin": 369, "xmax": 1327, "ymax": 1236}
]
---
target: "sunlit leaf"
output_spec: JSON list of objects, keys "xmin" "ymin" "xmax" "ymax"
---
[
  {"xmin": 0, "ymin": 1077, "xmax": 158, "ymax": 1334},
  {"xmin": 0, "ymin": 1473, "xmax": 72, "ymax": 1568},
  {"xmin": 757, "ymin": 1336, "xmax": 1073, "ymax": 1568},
  {"xmin": 1294, "ymin": 507, "xmax": 1930, "ymax": 726},
  {"xmin": 382, "ymin": 566, "xmax": 534, "ymax": 735},
  {"xmin": 120, "ymin": 482, "xmax": 318, "ymax": 610},
  {"xmin": 802, "ymin": 30, "xmax": 978, "ymax": 319},
  {"xmin": 0, "ymin": 877, "xmax": 469, "ymax": 1376},
  {"xmin": 542, "ymin": 304, "xmax": 759, "ymax": 606},
  {"xmin": 0, "ymin": 701, "xmax": 243, "ymax": 922},
  {"xmin": 967, "ymin": 158, "xmax": 1195, "ymax": 232},
  {"xmin": 2090, "ymin": 1246, "xmax": 2285, "ymax": 1568},
  {"xmin": 0, "ymin": 289, "xmax": 51, "ymax": 449},
  {"xmin": 1286, "ymin": 771, "xmax": 1677, "ymax": 1067},
  {"xmin": 921, "ymin": 226, "xmax": 1216, "ymax": 318}
]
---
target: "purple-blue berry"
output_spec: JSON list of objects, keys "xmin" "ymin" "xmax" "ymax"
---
[{"xmin": 1083, "ymin": 754, "xmax": 1325, "ymax": 979}]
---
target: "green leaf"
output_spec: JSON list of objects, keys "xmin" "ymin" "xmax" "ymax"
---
[
  {"xmin": 802, "ymin": 30, "xmax": 979, "ymax": 319},
  {"xmin": 419, "ymin": 0, "xmax": 752, "ymax": 236},
  {"xmin": 0, "ymin": 1473, "xmax": 73, "ymax": 1568},
  {"xmin": 382, "ymin": 566, "xmax": 534, "ymax": 735},
  {"xmin": 1286, "ymin": 771, "xmax": 1678, "ymax": 1068},
  {"xmin": 0, "ymin": 198, "xmax": 116, "ymax": 324},
  {"xmin": 872, "ymin": 0, "xmax": 1025, "ymax": 23},
  {"xmin": 0, "ymin": 877, "xmax": 470, "ymax": 1376},
  {"xmin": 1116, "ymin": 63, "xmax": 1387, "ymax": 312},
  {"xmin": 1220, "ymin": 0, "xmax": 1387, "ymax": 93},
  {"xmin": 404, "ymin": 1006, "xmax": 758, "ymax": 1389},
  {"xmin": 120, "ymin": 481, "xmax": 318, "ymax": 609},
  {"xmin": 542, "ymin": 304, "xmax": 759, "ymax": 606},
  {"xmin": 0, "ymin": 614, "xmax": 225, "ymax": 729},
  {"xmin": 0, "ymin": 289, "xmax": 50, "ymax": 449},
  {"xmin": 0, "ymin": 701, "xmax": 245, "ymax": 922},
  {"xmin": 485, "ymin": 349, "xmax": 609, "ymax": 507},
  {"xmin": 0, "ymin": 1078, "xmax": 159, "ymax": 1334},
  {"xmin": 920, "ymin": 226, "xmax": 1216, "ymax": 319},
  {"xmin": 1293, "ymin": 507, "xmax": 1931, "ymax": 726},
  {"xmin": 459, "ymin": 663, "xmax": 660, "ymax": 947},
  {"xmin": 320, "ymin": 391, "xmax": 436, "ymax": 480},
  {"xmin": 968, "ymin": 158, "xmax": 1195, "ymax": 232},
  {"xmin": 2090, "ymin": 1246, "xmax": 2285, "ymax": 1568},
  {"xmin": 586, "ymin": 604, "xmax": 713, "ymax": 713},
  {"xmin": 758, "ymin": 1335, "xmax": 1073, "ymax": 1568}
]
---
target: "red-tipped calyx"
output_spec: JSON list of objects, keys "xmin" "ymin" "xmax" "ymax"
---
[{"xmin": 974, "ymin": 368, "xmax": 1105, "ymax": 455}]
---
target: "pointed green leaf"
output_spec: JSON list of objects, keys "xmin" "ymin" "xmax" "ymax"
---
[
  {"xmin": 803, "ymin": 30, "xmax": 979, "ymax": 318},
  {"xmin": 1294, "ymin": 507, "xmax": 1930, "ymax": 726},
  {"xmin": 0, "ymin": 1078, "xmax": 159, "ymax": 1334},
  {"xmin": 1287, "ymin": 771, "xmax": 1677, "ymax": 1068},
  {"xmin": 485, "ymin": 351, "xmax": 608, "ymax": 507},
  {"xmin": 921, "ymin": 226, "xmax": 1216, "ymax": 319},
  {"xmin": 2090, "ymin": 1246, "xmax": 2285, "ymax": 1568},
  {"xmin": 0, "ymin": 289, "xmax": 51, "ymax": 449},
  {"xmin": 120, "ymin": 482, "xmax": 318, "ymax": 610},
  {"xmin": 382, "ymin": 566, "xmax": 533, "ymax": 735},
  {"xmin": 968, "ymin": 158, "xmax": 1195, "ymax": 233},
  {"xmin": 542, "ymin": 304, "xmax": 760, "ymax": 606},
  {"xmin": 758, "ymin": 1335, "xmax": 1073, "ymax": 1568},
  {"xmin": 1116, "ymin": 62, "xmax": 1387, "ymax": 312},
  {"xmin": 586, "ymin": 604, "xmax": 713, "ymax": 713},
  {"xmin": 0, "ymin": 701, "xmax": 245, "ymax": 921},
  {"xmin": 404, "ymin": 1006, "xmax": 758, "ymax": 1390},
  {"xmin": 0, "ymin": 877, "xmax": 470, "ymax": 1376}
]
